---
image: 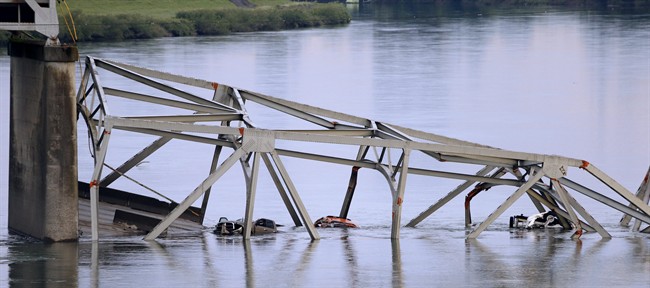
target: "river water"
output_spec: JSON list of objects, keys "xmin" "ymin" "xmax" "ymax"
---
[{"xmin": 1, "ymin": 4, "xmax": 649, "ymax": 287}]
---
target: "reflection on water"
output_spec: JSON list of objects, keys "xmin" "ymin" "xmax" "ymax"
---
[
  {"xmin": 1, "ymin": 4, "xmax": 650, "ymax": 287},
  {"xmin": 1, "ymin": 229, "xmax": 650, "ymax": 287},
  {"xmin": 7, "ymin": 240, "xmax": 78, "ymax": 287}
]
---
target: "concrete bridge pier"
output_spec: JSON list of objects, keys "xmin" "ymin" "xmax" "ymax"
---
[{"xmin": 8, "ymin": 39, "xmax": 79, "ymax": 242}]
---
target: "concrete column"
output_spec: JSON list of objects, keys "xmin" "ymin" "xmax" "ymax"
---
[{"xmin": 8, "ymin": 39, "xmax": 79, "ymax": 242}]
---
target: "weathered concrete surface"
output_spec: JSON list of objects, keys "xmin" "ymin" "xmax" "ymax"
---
[{"xmin": 8, "ymin": 39, "xmax": 79, "ymax": 242}]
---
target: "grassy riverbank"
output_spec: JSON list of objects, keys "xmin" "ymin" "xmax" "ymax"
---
[
  {"xmin": 63, "ymin": 0, "xmax": 293, "ymax": 19},
  {"xmin": 1, "ymin": 0, "xmax": 647, "ymax": 45},
  {"xmin": 0, "ymin": 0, "xmax": 350, "ymax": 44}
]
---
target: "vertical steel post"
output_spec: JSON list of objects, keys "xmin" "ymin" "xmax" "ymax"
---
[
  {"xmin": 89, "ymin": 123, "xmax": 113, "ymax": 241},
  {"xmin": 391, "ymin": 148, "xmax": 410, "ymax": 239},
  {"xmin": 467, "ymin": 168, "xmax": 544, "ymax": 239},
  {"xmin": 269, "ymin": 150, "xmax": 320, "ymax": 240},
  {"xmin": 243, "ymin": 152, "xmax": 261, "ymax": 239},
  {"xmin": 339, "ymin": 166, "xmax": 361, "ymax": 219}
]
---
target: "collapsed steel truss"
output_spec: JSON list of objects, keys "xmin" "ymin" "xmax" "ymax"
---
[{"xmin": 77, "ymin": 56, "xmax": 650, "ymax": 241}]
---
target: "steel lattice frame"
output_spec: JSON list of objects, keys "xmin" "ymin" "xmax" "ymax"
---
[
  {"xmin": 0, "ymin": 0, "xmax": 60, "ymax": 40},
  {"xmin": 76, "ymin": 56, "xmax": 650, "ymax": 241}
]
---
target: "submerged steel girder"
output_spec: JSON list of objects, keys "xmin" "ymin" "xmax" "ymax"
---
[{"xmin": 76, "ymin": 56, "xmax": 650, "ymax": 241}]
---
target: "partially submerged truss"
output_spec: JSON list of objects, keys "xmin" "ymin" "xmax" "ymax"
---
[{"xmin": 77, "ymin": 56, "xmax": 650, "ymax": 241}]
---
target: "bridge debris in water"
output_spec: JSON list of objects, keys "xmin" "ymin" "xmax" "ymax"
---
[
  {"xmin": 76, "ymin": 56, "xmax": 650, "ymax": 241},
  {"xmin": 77, "ymin": 182, "xmax": 204, "ymax": 238}
]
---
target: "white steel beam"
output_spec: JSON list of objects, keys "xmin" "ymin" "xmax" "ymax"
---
[
  {"xmin": 243, "ymin": 153, "xmax": 261, "ymax": 239},
  {"xmin": 124, "ymin": 114, "xmax": 242, "ymax": 123},
  {"xmin": 144, "ymin": 142, "xmax": 253, "ymax": 240},
  {"xmin": 340, "ymin": 166, "xmax": 361, "ymax": 219},
  {"xmin": 511, "ymin": 169, "xmax": 546, "ymax": 213},
  {"xmin": 437, "ymin": 154, "xmax": 518, "ymax": 167},
  {"xmin": 467, "ymin": 168, "xmax": 544, "ymax": 239},
  {"xmin": 0, "ymin": 0, "xmax": 59, "ymax": 38},
  {"xmin": 200, "ymin": 145, "xmax": 223, "ymax": 223},
  {"xmin": 276, "ymin": 148, "xmax": 524, "ymax": 188},
  {"xmin": 76, "ymin": 67, "xmax": 92, "ymax": 104},
  {"xmin": 239, "ymin": 91, "xmax": 336, "ymax": 129},
  {"xmin": 621, "ymin": 167, "xmax": 650, "ymax": 226},
  {"xmin": 632, "ymin": 185, "xmax": 650, "ymax": 231},
  {"xmin": 261, "ymin": 153, "xmax": 302, "ymax": 226},
  {"xmin": 271, "ymin": 130, "xmax": 584, "ymax": 167},
  {"xmin": 88, "ymin": 124, "xmax": 113, "ymax": 241},
  {"xmin": 386, "ymin": 123, "xmax": 494, "ymax": 148},
  {"xmin": 87, "ymin": 57, "xmax": 111, "ymax": 120},
  {"xmin": 561, "ymin": 187, "xmax": 610, "ymax": 237},
  {"xmin": 406, "ymin": 165, "xmax": 495, "ymax": 227},
  {"xmin": 114, "ymin": 127, "xmax": 234, "ymax": 148},
  {"xmin": 582, "ymin": 162, "xmax": 650, "ymax": 217},
  {"xmin": 101, "ymin": 136, "xmax": 171, "ymax": 186},
  {"xmin": 559, "ymin": 178, "xmax": 650, "ymax": 224},
  {"xmin": 94, "ymin": 59, "xmax": 236, "ymax": 112},
  {"xmin": 230, "ymin": 88, "xmax": 256, "ymax": 127},
  {"xmin": 104, "ymin": 116, "xmax": 584, "ymax": 170},
  {"xmin": 102, "ymin": 59, "xmax": 217, "ymax": 90},
  {"xmin": 391, "ymin": 149, "xmax": 411, "ymax": 239},
  {"xmin": 269, "ymin": 151, "xmax": 320, "ymax": 240},
  {"xmin": 239, "ymin": 90, "xmax": 370, "ymax": 127},
  {"xmin": 277, "ymin": 129, "xmax": 374, "ymax": 137},
  {"xmin": 104, "ymin": 87, "xmax": 231, "ymax": 114},
  {"xmin": 109, "ymin": 117, "xmax": 241, "ymax": 136},
  {"xmin": 551, "ymin": 179, "xmax": 583, "ymax": 239}
]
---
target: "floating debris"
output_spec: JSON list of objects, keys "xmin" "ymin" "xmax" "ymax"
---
[{"xmin": 314, "ymin": 216, "xmax": 358, "ymax": 228}]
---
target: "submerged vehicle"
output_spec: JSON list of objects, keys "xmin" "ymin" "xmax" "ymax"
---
[
  {"xmin": 314, "ymin": 216, "xmax": 358, "ymax": 228},
  {"xmin": 214, "ymin": 217, "xmax": 278, "ymax": 235},
  {"xmin": 509, "ymin": 210, "xmax": 561, "ymax": 229}
]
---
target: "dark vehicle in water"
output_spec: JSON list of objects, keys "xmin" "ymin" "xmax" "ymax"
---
[{"xmin": 214, "ymin": 217, "xmax": 278, "ymax": 235}]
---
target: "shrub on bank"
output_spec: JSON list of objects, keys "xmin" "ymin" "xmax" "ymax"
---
[
  {"xmin": 159, "ymin": 19, "xmax": 197, "ymax": 37},
  {"xmin": 54, "ymin": 3, "xmax": 350, "ymax": 42},
  {"xmin": 177, "ymin": 3, "xmax": 351, "ymax": 35},
  {"xmin": 60, "ymin": 11, "xmax": 169, "ymax": 42}
]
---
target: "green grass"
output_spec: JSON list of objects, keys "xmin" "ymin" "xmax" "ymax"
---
[
  {"xmin": 49, "ymin": 1, "xmax": 351, "ymax": 42},
  {"xmin": 64, "ymin": 0, "xmax": 294, "ymax": 19}
]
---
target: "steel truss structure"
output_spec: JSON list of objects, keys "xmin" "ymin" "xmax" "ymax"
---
[
  {"xmin": 77, "ymin": 56, "xmax": 650, "ymax": 241},
  {"xmin": 0, "ymin": 0, "xmax": 60, "ymax": 40}
]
